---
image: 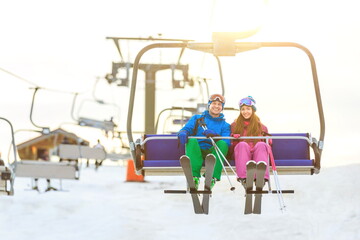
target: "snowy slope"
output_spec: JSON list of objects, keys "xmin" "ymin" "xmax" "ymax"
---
[{"xmin": 1, "ymin": 163, "xmax": 359, "ymax": 240}]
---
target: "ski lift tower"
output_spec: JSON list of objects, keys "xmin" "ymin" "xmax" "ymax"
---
[{"xmin": 105, "ymin": 36, "xmax": 194, "ymax": 134}]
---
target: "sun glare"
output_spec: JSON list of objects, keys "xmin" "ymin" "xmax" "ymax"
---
[{"xmin": 210, "ymin": 0, "xmax": 268, "ymax": 33}]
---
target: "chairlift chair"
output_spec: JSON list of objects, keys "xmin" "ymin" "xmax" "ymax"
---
[
  {"xmin": 13, "ymin": 129, "xmax": 84, "ymax": 192},
  {"xmin": 71, "ymin": 94, "xmax": 119, "ymax": 134},
  {"xmin": 78, "ymin": 117, "xmax": 117, "ymax": 133},
  {"xmin": 126, "ymin": 41, "xmax": 325, "ymax": 177},
  {"xmin": 0, "ymin": 117, "xmax": 16, "ymax": 195}
]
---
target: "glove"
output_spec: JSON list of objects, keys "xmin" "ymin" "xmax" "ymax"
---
[
  {"xmin": 178, "ymin": 131, "xmax": 188, "ymax": 146},
  {"xmin": 203, "ymin": 129, "xmax": 218, "ymax": 138},
  {"xmin": 233, "ymin": 134, "xmax": 241, "ymax": 138}
]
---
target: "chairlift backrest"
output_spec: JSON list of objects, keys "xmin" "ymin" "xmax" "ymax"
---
[
  {"xmin": 15, "ymin": 161, "xmax": 79, "ymax": 180},
  {"xmin": 271, "ymin": 133, "xmax": 310, "ymax": 160},
  {"xmin": 59, "ymin": 144, "xmax": 106, "ymax": 160},
  {"xmin": 145, "ymin": 135, "xmax": 184, "ymax": 160}
]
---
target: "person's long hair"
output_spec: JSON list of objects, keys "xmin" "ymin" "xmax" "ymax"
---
[{"xmin": 233, "ymin": 111, "xmax": 262, "ymax": 143}]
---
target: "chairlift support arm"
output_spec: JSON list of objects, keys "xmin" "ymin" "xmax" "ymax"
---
[
  {"xmin": 215, "ymin": 55, "xmax": 225, "ymax": 96},
  {"xmin": 70, "ymin": 92, "xmax": 79, "ymax": 122},
  {"xmin": 29, "ymin": 87, "xmax": 50, "ymax": 133},
  {"xmin": 0, "ymin": 117, "xmax": 18, "ymax": 166}
]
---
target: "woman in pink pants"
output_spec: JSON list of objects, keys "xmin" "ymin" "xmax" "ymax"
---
[{"xmin": 230, "ymin": 96, "xmax": 272, "ymax": 185}]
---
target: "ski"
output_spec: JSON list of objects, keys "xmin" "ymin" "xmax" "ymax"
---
[
  {"xmin": 247, "ymin": 189, "xmax": 294, "ymax": 194},
  {"xmin": 253, "ymin": 161, "xmax": 267, "ymax": 214},
  {"xmin": 244, "ymin": 160, "xmax": 256, "ymax": 214},
  {"xmin": 180, "ymin": 155, "xmax": 204, "ymax": 214},
  {"xmin": 202, "ymin": 154, "xmax": 216, "ymax": 214}
]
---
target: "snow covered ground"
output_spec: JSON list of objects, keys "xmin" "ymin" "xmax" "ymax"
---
[{"xmin": 1, "ymin": 162, "xmax": 359, "ymax": 240}]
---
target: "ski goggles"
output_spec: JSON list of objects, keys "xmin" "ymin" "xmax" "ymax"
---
[
  {"xmin": 239, "ymin": 97, "xmax": 256, "ymax": 107},
  {"xmin": 209, "ymin": 94, "xmax": 225, "ymax": 103}
]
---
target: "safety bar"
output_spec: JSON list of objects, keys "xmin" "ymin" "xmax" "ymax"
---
[{"xmin": 140, "ymin": 135, "xmax": 313, "ymax": 146}]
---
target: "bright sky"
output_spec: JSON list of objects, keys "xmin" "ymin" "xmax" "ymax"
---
[{"xmin": 1, "ymin": 0, "xmax": 360, "ymax": 166}]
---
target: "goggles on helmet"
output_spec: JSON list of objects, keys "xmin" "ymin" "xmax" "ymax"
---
[{"xmin": 209, "ymin": 94, "xmax": 225, "ymax": 103}]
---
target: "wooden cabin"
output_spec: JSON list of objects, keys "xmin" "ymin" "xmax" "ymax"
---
[{"xmin": 16, "ymin": 128, "xmax": 89, "ymax": 160}]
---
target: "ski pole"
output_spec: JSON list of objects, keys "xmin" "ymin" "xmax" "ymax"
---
[
  {"xmin": 265, "ymin": 139, "xmax": 272, "ymax": 193},
  {"xmin": 210, "ymin": 137, "xmax": 238, "ymax": 176},
  {"xmin": 211, "ymin": 138, "xmax": 238, "ymax": 176},
  {"xmin": 201, "ymin": 125, "xmax": 235, "ymax": 191},
  {"xmin": 267, "ymin": 144, "xmax": 286, "ymax": 212},
  {"xmin": 201, "ymin": 125, "xmax": 238, "ymax": 176},
  {"xmin": 271, "ymin": 165, "xmax": 285, "ymax": 212},
  {"xmin": 212, "ymin": 143, "xmax": 235, "ymax": 191}
]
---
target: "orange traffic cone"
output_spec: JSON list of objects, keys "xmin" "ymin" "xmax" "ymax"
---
[{"xmin": 126, "ymin": 159, "xmax": 145, "ymax": 182}]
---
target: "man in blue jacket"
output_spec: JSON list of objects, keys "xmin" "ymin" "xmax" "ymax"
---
[{"xmin": 178, "ymin": 94, "xmax": 231, "ymax": 190}]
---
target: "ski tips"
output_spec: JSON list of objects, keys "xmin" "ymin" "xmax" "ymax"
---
[
  {"xmin": 205, "ymin": 153, "xmax": 216, "ymax": 159},
  {"xmin": 257, "ymin": 161, "xmax": 267, "ymax": 166},
  {"xmin": 246, "ymin": 160, "xmax": 256, "ymax": 165}
]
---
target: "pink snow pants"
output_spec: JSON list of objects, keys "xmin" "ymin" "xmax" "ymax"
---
[{"xmin": 234, "ymin": 141, "xmax": 270, "ymax": 180}]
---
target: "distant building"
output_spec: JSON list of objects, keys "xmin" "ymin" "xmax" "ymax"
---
[{"xmin": 16, "ymin": 128, "xmax": 89, "ymax": 160}]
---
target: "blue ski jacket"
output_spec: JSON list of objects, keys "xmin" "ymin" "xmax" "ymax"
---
[{"xmin": 179, "ymin": 110, "xmax": 231, "ymax": 150}]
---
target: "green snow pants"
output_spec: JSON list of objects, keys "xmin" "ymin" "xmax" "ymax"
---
[{"xmin": 185, "ymin": 138, "xmax": 229, "ymax": 180}]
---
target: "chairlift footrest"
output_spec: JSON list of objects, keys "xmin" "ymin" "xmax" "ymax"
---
[
  {"xmin": 164, "ymin": 190, "xmax": 187, "ymax": 194},
  {"xmin": 246, "ymin": 189, "xmax": 294, "ymax": 194},
  {"xmin": 164, "ymin": 189, "xmax": 212, "ymax": 194}
]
